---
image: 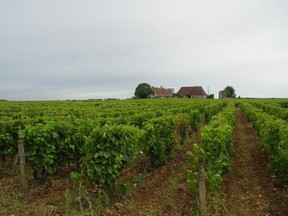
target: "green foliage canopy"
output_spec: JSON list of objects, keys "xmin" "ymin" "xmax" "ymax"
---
[
  {"xmin": 207, "ymin": 94, "xmax": 214, "ymax": 99},
  {"xmin": 224, "ymin": 86, "xmax": 236, "ymax": 98},
  {"xmin": 134, "ymin": 83, "xmax": 153, "ymax": 99}
]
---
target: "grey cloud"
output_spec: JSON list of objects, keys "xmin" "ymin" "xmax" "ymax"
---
[{"xmin": 1, "ymin": 0, "xmax": 288, "ymax": 100}]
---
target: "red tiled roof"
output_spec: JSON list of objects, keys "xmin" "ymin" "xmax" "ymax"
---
[
  {"xmin": 178, "ymin": 86, "xmax": 207, "ymax": 96},
  {"xmin": 152, "ymin": 87, "xmax": 170, "ymax": 97}
]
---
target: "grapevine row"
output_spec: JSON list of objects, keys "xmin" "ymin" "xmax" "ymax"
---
[
  {"xmin": 0, "ymin": 99, "xmax": 227, "ymax": 190},
  {"xmin": 249, "ymin": 101, "xmax": 288, "ymax": 121},
  {"xmin": 187, "ymin": 102, "xmax": 236, "ymax": 193},
  {"xmin": 240, "ymin": 102, "xmax": 288, "ymax": 185}
]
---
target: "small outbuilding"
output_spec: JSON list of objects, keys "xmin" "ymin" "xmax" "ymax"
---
[
  {"xmin": 218, "ymin": 90, "xmax": 226, "ymax": 99},
  {"xmin": 178, "ymin": 86, "xmax": 207, "ymax": 98}
]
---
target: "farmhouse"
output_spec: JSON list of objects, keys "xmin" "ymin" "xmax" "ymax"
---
[
  {"xmin": 152, "ymin": 87, "xmax": 174, "ymax": 98},
  {"xmin": 178, "ymin": 86, "xmax": 207, "ymax": 98}
]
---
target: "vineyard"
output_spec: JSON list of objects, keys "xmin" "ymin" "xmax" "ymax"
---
[{"xmin": 0, "ymin": 98, "xmax": 288, "ymax": 215}]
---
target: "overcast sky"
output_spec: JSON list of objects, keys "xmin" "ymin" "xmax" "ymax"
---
[{"xmin": 1, "ymin": 0, "xmax": 287, "ymax": 100}]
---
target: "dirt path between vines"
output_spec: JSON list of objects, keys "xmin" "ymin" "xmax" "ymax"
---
[
  {"xmin": 118, "ymin": 134, "xmax": 200, "ymax": 216},
  {"xmin": 220, "ymin": 109, "xmax": 288, "ymax": 216}
]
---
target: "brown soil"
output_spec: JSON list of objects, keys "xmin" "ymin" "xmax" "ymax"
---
[
  {"xmin": 120, "ymin": 134, "xmax": 199, "ymax": 216},
  {"xmin": 220, "ymin": 109, "xmax": 288, "ymax": 216},
  {"xmin": 0, "ymin": 171, "xmax": 72, "ymax": 216}
]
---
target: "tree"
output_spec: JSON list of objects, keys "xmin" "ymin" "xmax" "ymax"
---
[
  {"xmin": 134, "ymin": 83, "xmax": 153, "ymax": 99},
  {"xmin": 207, "ymin": 94, "xmax": 214, "ymax": 99},
  {"xmin": 224, "ymin": 86, "xmax": 236, "ymax": 98}
]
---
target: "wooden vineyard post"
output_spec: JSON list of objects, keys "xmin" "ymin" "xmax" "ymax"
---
[
  {"xmin": 17, "ymin": 140, "xmax": 28, "ymax": 191},
  {"xmin": 199, "ymin": 157, "xmax": 206, "ymax": 215}
]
